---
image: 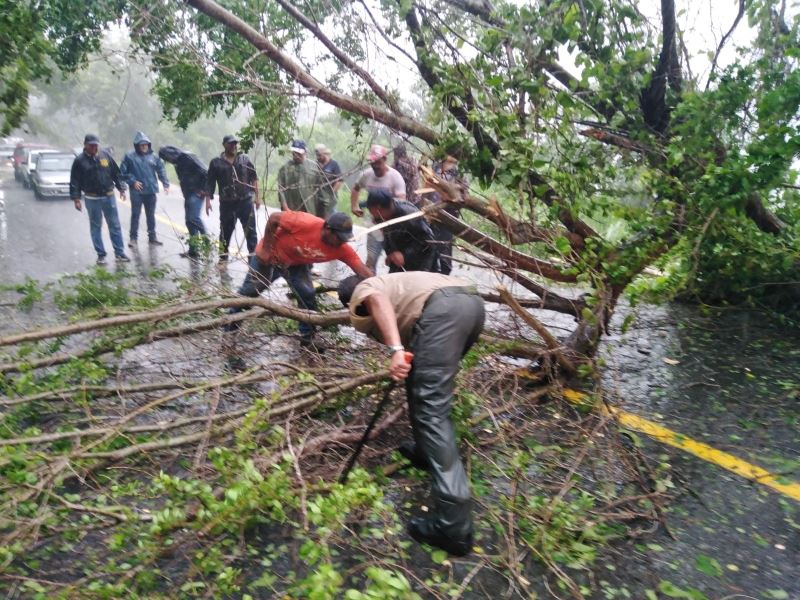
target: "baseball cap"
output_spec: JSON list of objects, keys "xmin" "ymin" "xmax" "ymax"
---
[
  {"xmin": 325, "ymin": 212, "xmax": 354, "ymax": 242},
  {"xmin": 84, "ymin": 134, "xmax": 100, "ymax": 145},
  {"xmin": 222, "ymin": 134, "xmax": 239, "ymax": 145},
  {"xmin": 367, "ymin": 144, "xmax": 387, "ymax": 162},
  {"xmin": 290, "ymin": 139, "xmax": 307, "ymax": 154}
]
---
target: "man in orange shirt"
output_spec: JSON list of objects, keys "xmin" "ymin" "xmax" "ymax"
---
[{"xmin": 229, "ymin": 210, "xmax": 373, "ymax": 348}]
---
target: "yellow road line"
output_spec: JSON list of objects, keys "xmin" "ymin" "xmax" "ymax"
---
[{"xmin": 560, "ymin": 388, "xmax": 800, "ymax": 502}]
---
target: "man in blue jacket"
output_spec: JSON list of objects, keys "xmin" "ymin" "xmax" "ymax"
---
[
  {"xmin": 120, "ymin": 131, "xmax": 170, "ymax": 247},
  {"xmin": 159, "ymin": 145, "xmax": 210, "ymax": 258}
]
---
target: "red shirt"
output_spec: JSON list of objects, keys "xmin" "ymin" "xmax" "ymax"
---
[{"xmin": 255, "ymin": 210, "xmax": 362, "ymax": 269}]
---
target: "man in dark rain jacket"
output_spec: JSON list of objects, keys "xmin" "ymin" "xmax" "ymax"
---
[
  {"xmin": 159, "ymin": 145, "xmax": 210, "ymax": 258},
  {"xmin": 120, "ymin": 131, "xmax": 170, "ymax": 246},
  {"xmin": 70, "ymin": 134, "xmax": 130, "ymax": 264},
  {"xmin": 364, "ymin": 189, "xmax": 437, "ymax": 273},
  {"xmin": 206, "ymin": 134, "xmax": 259, "ymax": 262}
]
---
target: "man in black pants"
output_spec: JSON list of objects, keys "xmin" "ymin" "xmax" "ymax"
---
[
  {"xmin": 158, "ymin": 145, "xmax": 210, "ymax": 258},
  {"xmin": 338, "ymin": 272, "xmax": 485, "ymax": 556},
  {"xmin": 430, "ymin": 155, "xmax": 463, "ymax": 275},
  {"xmin": 365, "ymin": 189, "xmax": 437, "ymax": 273},
  {"xmin": 206, "ymin": 135, "xmax": 259, "ymax": 262}
]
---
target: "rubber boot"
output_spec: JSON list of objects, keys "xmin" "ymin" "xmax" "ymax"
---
[{"xmin": 408, "ymin": 495, "xmax": 473, "ymax": 556}]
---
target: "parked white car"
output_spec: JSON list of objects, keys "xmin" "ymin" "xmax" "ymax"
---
[
  {"xmin": 31, "ymin": 152, "xmax": 76, "ymax": 200},
  {"xmin": 21, "ymin": 149, "xmax": 61, "ymax": 189}
]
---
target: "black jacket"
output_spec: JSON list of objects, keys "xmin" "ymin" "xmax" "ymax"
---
[
  {"xmin": 382, "ymin": 200, "xmax": 437, "ymax": 272},
  {"xmin": 206, "ymin": 153, "xmax": 256, "ymax": 202},
  {"xmin": 158, "ymin": 145, "xmax": 208, "ymax": 198},
  {"xmin": 70, "ymin": 150, "xmax": 126, "ymax": 199}
]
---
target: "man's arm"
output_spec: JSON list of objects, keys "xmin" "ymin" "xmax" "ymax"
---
[
  {"xmin": 205, "ymin": 160, "xmax": 218, "ymax": 198},
  {"xmin": 70, "ymin": 159, "xmax": 82, "ymax": 211},
  {"xmin": 109, "ymin": 156, "xmax": 127, "ymax": 197},
  {"xmin": 245, "ymin": 157, "xmax": 259, "ymax": 204},
  {"xmin": 277, "ymin": 166, "xmax": 288, "ymax": 210},
  {"xmin": 252, "ymin": 178, "xmax": 260, "ymax": 207},
  {"xmin": 331, "ymin": 160, "xmax": 343, "ymax": 193},
  {"xmin": 340, "ymin": 246, "xmax": 374, "ymax": 279},
  {"xmin": 362, "ymin": 293, "xmax": 411, "ymax": 381},
  {"xmin": 119, "ymin": 155, "xmax": 134, "ymax": 187},
  {"xmin": 350, "ymin": 184, "xmax": 363, "ymax": 217},
  {"xmin": 156, "ymin": 157, "xmax": 170, "ymax": 191}
]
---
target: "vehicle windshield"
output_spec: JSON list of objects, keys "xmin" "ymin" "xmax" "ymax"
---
[{"xmin": 37, "ymin": 156, "xmax": 73, "ymax": 171}]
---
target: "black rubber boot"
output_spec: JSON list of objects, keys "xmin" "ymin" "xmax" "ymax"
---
[
  {"xmin": 408, "ymin": 516, "xmax": 473, "ymax": 557},
  {"xmin": 408, "ymin": 496, "xmax": 473, "ymax": 557},
  {"xmin": 397, "ymin": 440, "xmax": 430, "ymax": 470}
]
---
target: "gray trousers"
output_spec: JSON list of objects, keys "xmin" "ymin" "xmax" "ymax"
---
[{"xmin": 406, "ymin": 287, "xmax": 485, "ymax": 535}]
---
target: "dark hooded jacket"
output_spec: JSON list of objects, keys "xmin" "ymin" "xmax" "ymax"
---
[
  {"xmin": 120, "ymin": 131, "xmax": 169, "ymax": 195},
  {"xmin": 158, "ymin": 145, "xmax": 208, "ymax": 198},
  {"xmin": 368, "ymin": 190, "xmax": 437, "ymax": 272}
]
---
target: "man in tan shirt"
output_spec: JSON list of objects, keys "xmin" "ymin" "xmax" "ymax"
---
[{"xmin": 338, "ymin": 272, "xmax": 485, "ymax": 556}]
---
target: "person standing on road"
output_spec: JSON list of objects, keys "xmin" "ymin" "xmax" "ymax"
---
[
  {"xmin": 365, "ymin": 189, "xmax": 437, "ymax": 273},
  {"xmin": 158, "ymin": 145, "xmax": 210, "ymax": 259},
  {"xmin": 206, "ymin": 135, "xmax": 259, "ymax": 262},
  {"xmin": 120, "ymin": 131, "xmax": 170, "ymax": 247},
  {"xmin": 392, "ymin": 143, "xmax": 421, "ymax": 207},
  {"xmin": 315, "ymin": 143, "xmax": 342, "ymax": 217},
  {"xmin": 350, "ymin": 144, "xmax": 406, "ymax": 271},
  {"xmin": 70, "ymin": 134, "xmax": 130, "ymax": 265},
  {"xmin": 277, "ymin": 139, "xmax": 326, "ymax": 217},
  {"xmin": 338, "ymin": 272, "xmax": 484, "ymax": 556},
  {"xmin": 227, "ymin": 211, "xmax": 373, "ymax": 349},
  {"xmin": 430, "ymin": 155, "xmax": 464, "ymax": 275}
]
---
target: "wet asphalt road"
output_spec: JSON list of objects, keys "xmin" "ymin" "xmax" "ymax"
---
[
  {"xmin": 1, "ymin": 165, "xmax": 798, "ymax": 598},
  {"xmin": 596, "ymin": 306, "xmax": 800, "ymax": 599},
  {"xmin": 0, "ymin": 165, "xmax": 254, "ymax": 287}
]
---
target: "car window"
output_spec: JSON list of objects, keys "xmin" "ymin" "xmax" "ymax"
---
[{"xmin": 37, "ymin": 157, "xmax": 74, "ymax": 171}]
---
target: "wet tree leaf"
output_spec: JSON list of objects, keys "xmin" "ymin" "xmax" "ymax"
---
[{"xmin": 695, "ymin": 553, "xmax": 723, "ymax": 577}]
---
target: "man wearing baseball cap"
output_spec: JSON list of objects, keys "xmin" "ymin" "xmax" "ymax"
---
[
  {"xmin": 350, "ymin": 144, "xmax": 407, "ymax": 271},
  {"xmin": 277, "ymin": 139, "xmax": 327, "ymax": 217},
  {"xmin": 69, "ymin": 134, "xmax": 130, "ymax": 264},
  {"xmin": 206, "ymin": 134, "xmax": 260, "ymax": 262},
  {"xmin": 314, "ymin": 143, "xmax": 342, "ymax": 217},
  {"xmin": 226, "ymin": 210, "xmax": 373, "ymax": 349}
]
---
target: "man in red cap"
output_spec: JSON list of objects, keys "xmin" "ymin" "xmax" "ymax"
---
[
  {"xmin": 227, "ymin": 210, "xmax": 373, "ymax": 348},
  {"xmin": 350, "ymin": 144, "xmax": 407, "ymax": 271}
]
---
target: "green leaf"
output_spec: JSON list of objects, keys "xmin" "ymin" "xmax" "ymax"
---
[
  {"xmin": 555, "ymin": 236, "xmax": 571, "ymax": 254},
  {"xmin": 695, "ymin": 553, "xmax": 723, "ymax": 577}
]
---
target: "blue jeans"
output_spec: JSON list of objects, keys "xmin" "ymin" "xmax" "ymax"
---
[
  {"xmin": 184, "ymin": 192, "xmax": 207, "ymax": 254},
  {"xmin": 238, "ymin": 255, "xmax": 317, "ymax": 336},
  {"xmin": 85, "ymin": 195, "xmax": 125, "ymax": 257},
  {"xmin": 129, "ymin": 191, "xmax": 157, "ymax": 241}
]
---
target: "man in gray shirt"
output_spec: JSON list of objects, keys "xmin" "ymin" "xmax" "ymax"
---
[{"xmin": 350, "ymin": 144, "xmax": 406, "ymax": 271}]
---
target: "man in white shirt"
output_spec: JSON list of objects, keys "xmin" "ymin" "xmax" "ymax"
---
[{"xmin": 350, "ymin": 144, "xmax": 406, "ymax": 271}]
